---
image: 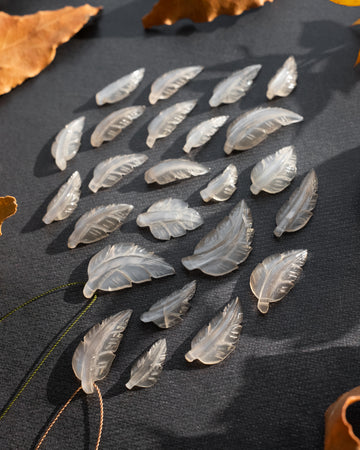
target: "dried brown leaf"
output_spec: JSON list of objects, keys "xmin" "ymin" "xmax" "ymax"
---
[
  {"xmin": 142, "ymin": 0, "xmax": 274, "ymax": 29},
  {"xmin": 325, "ymin": 385, "xmax": 360, "ymax": 450},
  {"xmin": 0, "ymin": 5, "xmax": 102, "ymax": 96},
  {"xmin": 0, "ymin": 196, "xmax": 17, "ymax": 235}
]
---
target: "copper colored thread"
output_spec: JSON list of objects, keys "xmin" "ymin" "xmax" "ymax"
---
[
  {"xmin": 35, "ymin": 386, "xmax": 82, "ymax": 449},
  {"xmin": 94, "ymin": 383, "xmax": 104, "ymax": 450}
]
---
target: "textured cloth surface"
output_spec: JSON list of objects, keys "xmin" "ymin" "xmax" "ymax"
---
[{"xmin": 0, "ymin": 0, "xmax": 360, "ymax": 448}]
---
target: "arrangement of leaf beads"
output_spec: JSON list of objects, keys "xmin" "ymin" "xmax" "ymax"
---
[
  {"xmin": 91, "ymin": 105, "xmax": 146, "ymax": 147},
  {"xmin": 250, "ymin": 146, "xmax": 297, "ymax": 195},
  {"xmin": 224, "ymin": 107, "xmax": 303, "ymax": 154},
  {"xmin": 126, "ymin": 339, "xmax": 167, "ymax": 390},
  {"xmin": 274, "ymin": 169, "xmax": 318, "ymax": 237},
  {"xmin": 83, "ymin": 243, "xmax": 175, "ymax": 298},
  {"xmin": 200, "ymin": 163, "xmax": 238, "ymax": 202},
  {"xmin": 183, "ymin": 115, "xmax": 229, "ymax": 153},
  {"xmin": 209, "ymin": 64, "xmax": 262, "ymax": 107},
  {"xmin": 266, "ymin": 56, "xmax": 297, "ymax": 100},
  {"xmin": 42, "ymin": 171, "xmax": 81, "ymax": 224},
  {"xmin": 141, "ymin": 281, "xmax": 197, "ymax": 328},
  {"xmin": 67, "ymin": 203, "xmax": 134, "ymax": 248},
  {"xmin": 146, "ymin": 99, "xmax": 197, "ymax": 148},
  {"xmin": 96, "ymin": 68, "xmax": 145, "ymax": 106},
  {"xmin": 182, "ymin": 200, "xmax": 253, "ymax": 276},
  {"xmin": 72, "ymin": 310, "xmax": 132, "ymax": 394},
  {"xmin": 149, "ymin": 66, "xmax": 203, "ymax": 104},
  {"xmin": 185, "ymin": 298, "xmax": 242, "ymax": 365},
  {"xmin": 144, "ymin": 159, "xmax": 209, "ymax": 185},
  {"xmin": 51, "ymin": 116, "xmax": 85, "ymax": 171},
  {"xmin": 250, "ymin": 249, "xmax": 308, "ymax": 314},
  {"xmin": 136, "ymin": 198, "xmax": 203, "ymax": 240},
  {"xmin": 89, "ymin": 153, "xmax": 148, "ymax": 193}
]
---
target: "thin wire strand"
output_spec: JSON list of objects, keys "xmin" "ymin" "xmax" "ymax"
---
[
  {"xmin": 0, "ymin": 282, "xmax": 84, "ymax": 323},
  {"xmin": 35, "ymin": 386, "xmax": 82, "ymax": 449},
  {"xmin": 94, "ymin": 384, "xmax": 104, "ymax": 450},
  {"xmin": 0, "ymin": 294, "xmax": 98, "ymax": 421}
]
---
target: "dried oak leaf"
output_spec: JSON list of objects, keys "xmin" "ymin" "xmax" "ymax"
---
[
  {"xmin": 330, "ymin": 0, "xmax": 360, "ymax": 5},
  {"xmin": 142, "ymin": 0, "xmax": 274, "ymax": 29},
  {"xmin": 0, "ymin": 5, "xmax": 102, "ymax": 96},
  {"xmin": 0, "ymin": 196, "xmax": 17, "ymax": 235},
  {"xmin": 325, "ymin": 385, "xmax": 360, "ymax": 450}
]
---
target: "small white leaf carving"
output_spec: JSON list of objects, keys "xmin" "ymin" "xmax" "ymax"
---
[
  {"xmin": 200, "ymin": 164, "xmax": 238, "ymax": 202},
  {"xmin": 96, "ymin": 68, "xmax": 145, "ymax": 106},
  {"xmin": 267, "ymin": 56, "xmax": 297, "ymax": 100},
  {"xmin": 183, "ymin": 115, "xmax": 229, "ymax": 153},
  {"xmin": 144, "ymin": 159, "xmax": 209, "ymax": 185}
]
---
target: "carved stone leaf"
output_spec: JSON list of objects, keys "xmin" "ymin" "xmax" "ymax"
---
[
  {"xmin": 182, "ymin": 200, "xmax": 254, "ymax": 276},
  {"xmin": 137, "ymin": 198, "xmax": 203, "ymax": 240},
  {"xmin": 51, "ymin": 116, "xmax": 85, "ymax": 171},
  {"xmin": 250, "ymin": 146, "xmax": 297, "ymax": 195},
  {"xmin": 91, "ymin": 106, "xmax": 146, "ymax": 148},
  {"xmin": 146, "ymin": 100, "xmax": 197, "ymax": 148},
  {"xmin": 185, "ymin": 298, "xmax": 243, "ymax": 365},
  {"xmin": 126, "ymin": 339, "xmax": 167, "ymax": 390},
  {"xmin": 183, "ymin": 115, "xmax": 229, "ymax": 153},
  {"xmin": 68, "ymin": 203, "xmax": 134, "ymax": 249},
  {"xmin": 72, "ymin": 310, "xmax": 132, "ymax": 394},
  {"xmin": 149, "ymin": 66, "xmax": 203, "ymax": 105},
  {"xmin": 274, "ymin": 169, "xmax": 318, "ymax": 237},
  {"xmin": 141, "ymin": 281, "xmax": 197, "ymax": 328},
  {"xmin": 96, "ymin": 68, "xmax": 145, "ymax": 106},
  {"xmin": 224, "ymin": 107, "xmax": 303, "ymax": 154},
  {"xmin": 200, "ymin": 164, "xmax": 238, "ymax": 202},
  {"xmin": 89, "ymin": 153, "xmax": 148, "ymax": 193},
  {"xmin": 0, "ymin": 6, "xmax": 102, "ymax": 96},
  {"xmin": 144, "ymin": 159, "xmax": 209, "ymax": 185},
  {"xmin": 209, "ymin": 64, "xmax": 262, "ymax": 107},
  {"xmin": 250, "ymin": 249, "xmax": 308, "ymax": 314},
  {"xmin": 0, "ymin": 196, "xmax": 17, "ymax": 236},
  {"xmin": 83, "ymin": 242, "xmax": 175, "ymax": 298},
  {"xmin": 267, "ymin": 56, "xmax": 298, "ymax": 100},
  {"xmin": 42, "ymin": 171, "xmax": 81, "ymax": 225},
  {"xmin": 142, "ymin": 0, "xmax": 274, "ymax": 29}
]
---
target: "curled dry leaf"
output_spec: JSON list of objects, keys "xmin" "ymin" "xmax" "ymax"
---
[
  {"xmin": 0, "ymin": 196, "xmax": 17, "ymax": 235},
  {"xmin": 0, "ymin": 5, "xmax": 102, "ymax": 96},
  {"xmin": 143, "ymin": 0, "xmax": 274, "ymax": 29},
  {"xmin": 325, "ymin": 385, "xmax": 360, "ymax": 450}
]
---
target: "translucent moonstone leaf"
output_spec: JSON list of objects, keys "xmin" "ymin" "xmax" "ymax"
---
[
  {"xmin": 185, "ymin": 298, "xmax": 242, "ymax": 365},
  {"xmin": 91, "ymin": 105, "xmax": 146, "ymax": 148},
  {"xmin": 42, "ymin": 171, "xmax": 81, "ymax": 225},
  {"xmin": 274, "ymin": 169, "xmax": 318, "ymax": 237},
  {"xmin": 141, "ymin": 281, "xmax": 197, "ymax": 328},
  {"xmin": 144, "ymin": 159, "xmax": 209, "ymax": 185},
  {"xmin": 126, "ymin": 339, "xmax": 167, "ymax": 390},
  {"xmin": 209, "ymin": 64, "xmax": 262, "ymax": 107},
  {"xmin": 200, "ymin": 163, "xmax": 238, "ymax": 202},
  {"xmin": 182, "ymin": 200, "xmax": 254, "ymax": 276},
  {"xmin": 51, "ymin": 116, "xmax": 85, "ymax": 171},
  {"xmin": 267, "ymin": 56, "xmax": 297, "ymax": 100},
  {"xmin": 136, "ymin": 198, "xmax": 203, "ymax": 240},
  {"xmin": 89, "ymin": 153, "xmax": 148, "ymax": 193},
  {"xmin": 146, "ymin": 100, "xmax": 197, "ymax": 148},
  {"xmin": 224, "ymin": 107, "xmax": 303, "ymax": 154},
  {"xmin": 250, "ymin": 146, "xmax": 297, "ymax": 195},
  {"xmin": 72, "ymin": 310, "xmax": 132, "ymax": 394},
  {"xmin": 149, "ymin": 66, "xmax": 203, "ymax": 105},
  {"xmin": 83, "ymin": 242, "xmax": 175, "ymax": 298},
  {"xmin": 250, "ymin": 249, "xmax": 308, "ymax": 314},
  {"xmin": 183, "ymin": 115, "xmax": 229, "ymax": 153},
  {"xmin": 96, "ymin": 68, "xmax": 145, "ymax": 106},
  {"xmin": 68, "ymin": 203, "xmax": 134, "ymax": 249}
]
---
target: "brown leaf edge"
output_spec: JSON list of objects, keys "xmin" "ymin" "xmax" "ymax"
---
[
  {"xmin": 0, "ymin": 196, "xmax": 17, "ymax": 236},
  {"xmin": 353, "ymin": 18, "xmax": 360, "ymax": 66},
  {"xmin": 142, "ymin": 0, "xmax": 274, "ymax": 29},
  {"xmin": 325, "ymin": 385, "xmax": 360, "ymax": 450},
  {"xmin": 0, "ymin": 5, "xmax": 103, "ymax": 96}
]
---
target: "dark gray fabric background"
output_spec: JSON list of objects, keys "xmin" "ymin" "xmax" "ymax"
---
[{"xmin": 0, "ymin": 0, "xmax": 360, "ymax": 448}]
